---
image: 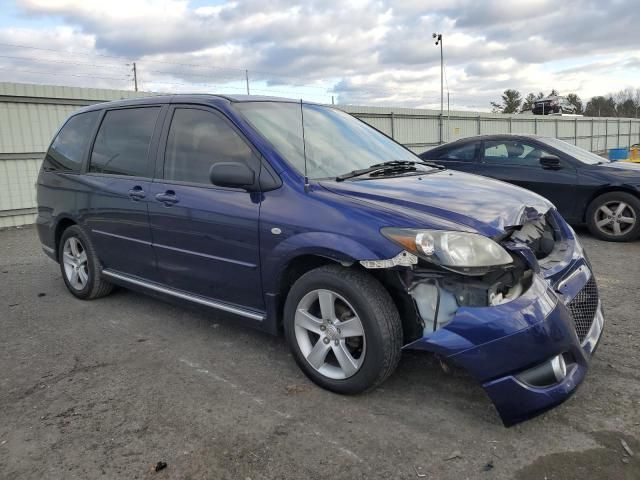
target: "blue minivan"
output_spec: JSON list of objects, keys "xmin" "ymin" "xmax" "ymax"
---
[{"xmin": 36, "ymin": 95, "xmax": 604, "ymax": 425}]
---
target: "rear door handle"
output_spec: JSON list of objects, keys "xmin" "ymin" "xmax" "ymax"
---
[
  {"xmin": 128, "ymin": 186, "xmax": 146, "ymax": 200},
  {"xmin": 155, "ymin": 190, "xmax": 179, "ymax": 206}
]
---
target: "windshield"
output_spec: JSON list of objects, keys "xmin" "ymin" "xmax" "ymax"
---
[
  {"xmin": 538, "ymin": 137, "xmax": 609, "ymax": 165},
  {"xmin": 235, "ymin": 102, "xmax": 420, "ymax": 179}
]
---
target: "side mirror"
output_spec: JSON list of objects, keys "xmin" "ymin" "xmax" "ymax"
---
[
  {"xmin": 209, "ymin": 162, "xmax": 255, "ymax": 189},
  {"xmin": 540, "ymin": 155, "xmax": 561, "ymax": 170}
]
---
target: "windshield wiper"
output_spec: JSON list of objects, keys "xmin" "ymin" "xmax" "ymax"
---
[{"xmin": 336, "ymin": 160, "xmax": 443, "ymax": 182}]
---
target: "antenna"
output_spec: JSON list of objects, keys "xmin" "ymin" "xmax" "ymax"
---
[{"xmin": 300, "ymin": 99, "xmax": 310, "ymax": 190}]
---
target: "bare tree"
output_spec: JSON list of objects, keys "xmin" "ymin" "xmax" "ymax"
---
[{"xmin": 632, "ymin": 88, "xmax": 640, "ymax": 118}]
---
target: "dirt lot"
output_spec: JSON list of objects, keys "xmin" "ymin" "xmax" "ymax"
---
[{"xmin": 1, "ymin": 225, "xmax": 639, "ymax": 479}]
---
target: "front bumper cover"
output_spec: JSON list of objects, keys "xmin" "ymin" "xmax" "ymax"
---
[{"xmin": 405, "ymin": 266, "xmax": 604, "ymax": 426}]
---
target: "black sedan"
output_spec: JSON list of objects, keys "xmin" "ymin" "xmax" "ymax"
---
[{"xmin": 420, "ymin": 134, "xmax": 640, "ymax": 241}]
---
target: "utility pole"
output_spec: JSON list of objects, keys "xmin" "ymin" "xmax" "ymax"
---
[
  {"xmin": 433, "ymin": 33, "xmax": 443, "ymax": 144},
  {"xmin": 132, "ymin": 62, "xmax": 138, "ymax": 92},
  {"xmin": 447, "ymin": 91, "xmax": 450, "ymax": 142},
  {"xmin": 245, "ymin": 70, "xmax": 250, "ymax": 95}
]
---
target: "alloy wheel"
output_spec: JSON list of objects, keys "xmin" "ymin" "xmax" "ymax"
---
[
  {"xmin": 62, "ymin": 236, "xmax": 89, "ymax": 291},
  {"xmin": 594, "ymin": 201, "xmax": 637, "ymax": 237},
  {"xmin": 294, "ymin": 289, "xmax": 366, "ymax": 380}
]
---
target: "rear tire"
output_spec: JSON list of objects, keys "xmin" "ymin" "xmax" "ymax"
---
[
  {"xmin": 283, "ymin": 264, "xmax": 402, "ymax": 394},
  {"xmin": 586, "ymin": 192, "xmax": 640, "ymax": 242},
  {"xmin": 59, "ymin": 225, "xmax": 114, "ymax": 299}
]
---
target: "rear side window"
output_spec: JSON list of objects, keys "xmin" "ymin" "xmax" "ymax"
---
[
  {"xmin": 43, "ymin": 111, "xmax": 100, "ymax": 172},
  {"xmin": 163, "ymin": 108, "xmax": 256, "ymax": 185},
  {"xmin": 436, "ymin": 142, "xmax": 479, "ymax": 161},
  {"xmin": 89, "ymin": 107, "xmax": 160, "ymax": 177},
  {"xmin": 483, "ymin": 140, "xmax": 554, "ymax": 167}
]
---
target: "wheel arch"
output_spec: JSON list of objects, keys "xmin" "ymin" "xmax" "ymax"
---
[
  {"xmin": 271, "ymin": 253, "xmax": 357, "ymax": 330},
  {"xmin": 582, "ymin": 186, "xmax": 640, "ymax": 222},
  {"xmin": 270, "ymin": 251, "xmax": 421, "ymax": 345},
  {"xmin": 53, "ymin": 216, "xmax": 79, "ymax": 261}
]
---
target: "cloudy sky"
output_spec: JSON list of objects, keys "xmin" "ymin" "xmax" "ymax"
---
[{"xmin": 0, "ymin": 0, "xmax": 639, "ymax": 110}]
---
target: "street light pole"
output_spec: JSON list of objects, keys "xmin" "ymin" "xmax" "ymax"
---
[{"xmin": 433, "ymin": 33, "xmax": 443, "ymax": 144}]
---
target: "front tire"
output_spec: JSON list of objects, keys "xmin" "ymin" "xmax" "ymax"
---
[
  {"xmin": 586, "ymin": 192, "xmax": 640, "ymax": 242},
  {"xmin": 59, "ymin": 225, "xmax": 114, "ymax": 299},
  {"xmin": 283, "ymin": 265, "xmax": 402, "ymax": 394}
]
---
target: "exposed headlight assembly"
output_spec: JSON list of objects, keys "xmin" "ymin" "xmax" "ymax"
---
[{"xmin": 381, "ymin": 228, "xmax": 513, "ymax": 275}]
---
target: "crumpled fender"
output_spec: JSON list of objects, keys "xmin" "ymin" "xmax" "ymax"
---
[{"xmin": 261, "ymin": 231, "xmax": 387, "ymax": 294}]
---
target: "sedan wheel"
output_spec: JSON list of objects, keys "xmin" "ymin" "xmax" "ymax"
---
[
  {"xmin": 587, "ymin": 192, "xmax": 640, "ymax": 242},
  {"xmin": 594, "ymin": 201, "xmax": 636, "ymax": 237},
  {"xmin": 62, "ymin": 236, "xmax": 89, "ymax": 291},
  {"xmin": 294, "ymin": 289, "xmax": 366, "ymax": 380}
]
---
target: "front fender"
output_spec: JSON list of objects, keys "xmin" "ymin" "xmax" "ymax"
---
[{"xmin": 261, "ymin": 231, "xmax": 392, "ymax": 294}]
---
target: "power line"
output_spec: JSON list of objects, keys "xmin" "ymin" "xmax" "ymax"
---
[
  {"xmin": 0, "ymin": 66, "xmax": 129, "ymax": 81},
  {"xmin": 0, "ymin": 54, "xmax": 127, "ymax": 70},
  {"xmin": 0, "ymin": 42, "xmax": 129, "ymax": 60},
  {"xmin": 0, "ymin": 41, "xmax": 336, "ymax": 88},
  {"xmin": 0, "ymin": 42, "xmax": 443, "ymax": 101}
]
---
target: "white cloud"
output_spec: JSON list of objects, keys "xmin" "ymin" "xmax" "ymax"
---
[{"xmin": 0, "ymin": 0, "xmax": 638, "ymax": 110}]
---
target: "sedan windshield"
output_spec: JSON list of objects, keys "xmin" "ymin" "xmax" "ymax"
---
[
  {"xmin": 538, "ymin": 137, "xmax": 609, "ymax": 165},
  {"xmin": 235, "ymin": 101, "xmax": 422, "ymax": 179}
]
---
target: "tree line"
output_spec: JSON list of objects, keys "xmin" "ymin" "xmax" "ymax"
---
[{"xmin": 490, "ymin": 88, "xmax": 640, "ymax": 117}]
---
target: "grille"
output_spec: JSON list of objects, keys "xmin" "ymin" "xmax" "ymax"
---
[{"xmin": 567, "ymin": 276, "xmax": 599, "ymax": 342}]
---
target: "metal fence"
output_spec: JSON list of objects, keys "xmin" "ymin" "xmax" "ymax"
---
[
  {"xmin": 343, "ymin": 105, "xmax": 640, "ymax": 155},
  {"xmin": 1, "ymin": 82, "xmax": 640, "ymax": 228}
]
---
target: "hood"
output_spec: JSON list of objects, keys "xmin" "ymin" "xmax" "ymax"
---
[
  {"xmin": 320, "ymin": 170, "xmax": 553, "ymax": 236},
  {"xmin": 594, "ymin": 160, "xmax": 640, "ymax": 178}
]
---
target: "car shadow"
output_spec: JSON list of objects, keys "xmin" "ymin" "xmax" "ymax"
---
[{"xmin": 107, "ymin": 286, "xmax": 501, "ymax": 426}]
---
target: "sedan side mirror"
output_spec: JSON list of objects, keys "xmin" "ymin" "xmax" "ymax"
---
[
  {"xmin": 540, "ymin": 155, "xmax": 561, "ymax": 170},
  {"xmin": 209, "ymin": 162, "xmax": 255, "ymax": 189}
]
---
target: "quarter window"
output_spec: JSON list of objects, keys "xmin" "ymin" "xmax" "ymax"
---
[
  {"xmin": 437, "ymin": 142, "xmax": 479, "ymax": 161},
  {"xmin": 164, "ymin": 108, "xmax": 256, "ymax": 185},
  {"xmin": 43, "ymin": 111, "xmax": 100, "ymax": 172},
  {"xmin": 89, "ymin": 107, "xmax": 160, "ymax": 177}
]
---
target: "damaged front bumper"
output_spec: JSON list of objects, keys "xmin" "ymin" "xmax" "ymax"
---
[
  {"xmin": 405, "ymin": 267, "xmax": 604, "ymax": 425},
  {"xmin": 398, "ymin": 212, "xmax": 604, "ymax": 426}
]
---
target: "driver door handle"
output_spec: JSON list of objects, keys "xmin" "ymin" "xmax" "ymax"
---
[
  {"xmin": 128, "ymin": 186, "xmax": 146, "ymax": 200},
  {"xmin": 155, "ymin": 190, "xmax": 179, "ymax": 206}
]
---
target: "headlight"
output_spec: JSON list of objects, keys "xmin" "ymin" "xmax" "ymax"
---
[{"xmin": 381, "ymin": 228, "xmax": 513, "ymax": 275}]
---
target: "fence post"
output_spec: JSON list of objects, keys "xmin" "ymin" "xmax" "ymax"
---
[
  {"xmin": 590, "ymin": 118, "xmax": 594, "ymax": 152},
  {"xmin": 509, "ymin": 116, "xmax": 512, "ymax": 133},
  {"xmin": 629, "ymin": 119, "xmax": 632, "ymax": 148},
  {"xmin": 617, "ymin": 118, "xmax": 621, "ymax": 148},
  {"xmin": 477, "ymin": 115, "xmax": 481, "ymax": 135},
  {"xmin": 555, "ymin": 117, "xmax": 559, "ymax": 139},
  {"xmin": 534, "ymin": 117, "xmax": 538, "ymax": 135},
  {"xmin": 390, "ymin": 112, "xmax": 395, "ymax": 140},
  {"xmin": 604, "ymin": 120, "xmax": 608, "ymax": 153},
  {"xmin": 574, "ymin": 117, "xmax": 578, "ymax": 145}
]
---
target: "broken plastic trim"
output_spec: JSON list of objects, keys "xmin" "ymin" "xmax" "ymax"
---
[
  {"xmin": 408, "ymin": 263, "xmax": 534, "ymax": 337},
  {"xmin": 360, "ymin": 250, "xmax": 418, "ymax": 269}
]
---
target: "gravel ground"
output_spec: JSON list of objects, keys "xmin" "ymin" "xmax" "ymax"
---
[{"xmin": 0, "ymin": 225, "xmax": 639, "ymax": 479}]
